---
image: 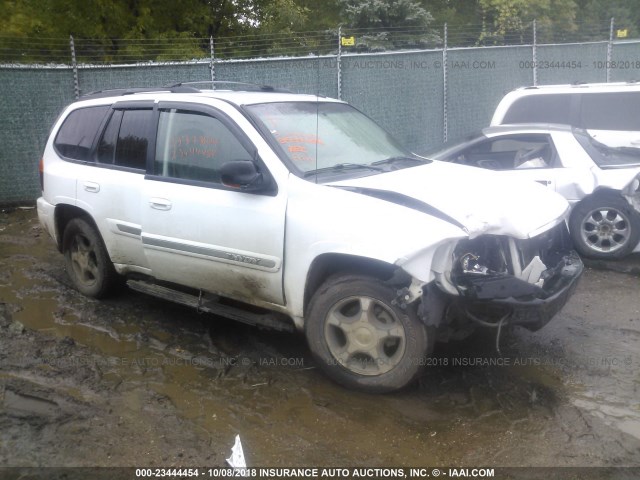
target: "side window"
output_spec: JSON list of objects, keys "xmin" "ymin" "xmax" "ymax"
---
[
  {"xmin": 463, "ymin": 135, "xmax": 554, "ymax": 170},
  {"xmin": 495, "ymin": 135, "xmax": 554, "ymax": 169},
  {"xmin": 502, "ymin": 94, "xmax": 573, "ymax": 124},
  {"xmin": 580, "ymin": 92, "xmax": 640, "ymax": 131},
  {"xmin": 154, "ymin": 109, "xmax": 253, "ymax": 184},
  {"xmin": 97, "ymin": 109, "xmax": 152, "ymax": 170},
  {"xmin": 54, "ymin": 106, "xmax": 109, "ymax": 161},
  {"xmin": 96, "ymin": 110, "xmax": 123, "ymax": 164}
]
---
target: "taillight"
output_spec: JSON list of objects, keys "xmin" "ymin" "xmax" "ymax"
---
[{"xmin": 39, "ymin": 157, "xmax": 44, "ymax": 191}]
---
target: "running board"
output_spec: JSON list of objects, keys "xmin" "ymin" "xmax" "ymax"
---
[{"xmin": 127, "ymin": 280, "xmax": 295, "ymax": 332}]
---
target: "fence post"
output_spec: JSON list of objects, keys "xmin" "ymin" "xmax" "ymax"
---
[
  {"xmin": 337, "ymin": 26, "xmax": 342, "ymax": 100},
  {"xmin": 442, "ymin": 23, "xmax": 448, "ymax": 143},
  {"xmin": 69, "ymin": 35, "xmax": 80, "ymax": 99},
  {"xmin": 209, "ymin": 36, "xmax": 216, "ymax": 86},
  {"xmin": 532, "ymin": 19, "xmax": 537, "ymax": 86},
  {"xmin": 607, "ymin": 17, "xmax": 614, "ymax": 83}
]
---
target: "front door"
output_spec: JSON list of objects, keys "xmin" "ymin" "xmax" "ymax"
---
[{"xmin": 141, "ymin": 103, "xmax": 287, "ymax": 306}]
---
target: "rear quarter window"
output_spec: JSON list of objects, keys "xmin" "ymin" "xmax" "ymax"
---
[
  {"xmin": 54, "ymin": 106, "xmax": 109, "ymax": 161},
  {"xmin": 580, "ymin": 92, "xmax": 640, "ymax": 130},
  {"xmin": 502, "ymin": 94, "xmax": 573, "ymax": 124}
]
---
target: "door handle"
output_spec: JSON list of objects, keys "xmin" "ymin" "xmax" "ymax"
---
[
  {"xmin": 535, "ymin": 180, "xmax": 552, "ymax": 186},
  {"xmin": 83, "ymin": 181, "xmax": 100, "ymax": 193},
  {"xmin": 149, "ymin": 197, "xmax": 172, "ymax": 211}
]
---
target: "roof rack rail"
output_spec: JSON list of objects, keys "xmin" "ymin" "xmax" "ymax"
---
[
  {"xmin": 80, "ymin": 85, "xmax": 199, "ymax": 99},
  {"xmin": 80, "ymin": 81, "xmax": 291, "ymax": 100},
  {"xmin": 168, "ymin": 81, "xmax": 292, "ymax": 93}
]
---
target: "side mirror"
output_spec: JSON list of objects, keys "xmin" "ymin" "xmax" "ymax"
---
[{"xmin": 220, "ymin": 160, "xmax": 264, "ymax": 191}]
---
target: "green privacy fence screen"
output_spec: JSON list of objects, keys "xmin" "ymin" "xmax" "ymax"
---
[{"xmin": 2, "ymin": 40, "xmax": 640, "ymax": 204}]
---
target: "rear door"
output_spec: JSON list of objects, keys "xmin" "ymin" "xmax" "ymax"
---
[
  {"xmin": 140, "ymin": 101, "xmax": 287, "ymax": 306},
  {"xmin": 75, "ymin": 101, "xmax": 154, "ymax": 272}
]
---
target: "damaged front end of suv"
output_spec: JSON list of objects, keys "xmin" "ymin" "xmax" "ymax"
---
[{"xmin": 419, "ymin": 220, "xmax": 583, "ymax": 344}]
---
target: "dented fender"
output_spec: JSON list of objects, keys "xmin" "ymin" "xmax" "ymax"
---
[{"xmin": 622, "ymin": 173, "xmax": 640, "ymax": 213}]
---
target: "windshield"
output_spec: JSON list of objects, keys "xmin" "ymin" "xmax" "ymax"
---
[
  {"xmin": 573, "ymin": 128, "xmax": 640, "ymax": 168},
  {"xmin": 246, "ymin": 101, "xmax": 415, "ymax": 176}
]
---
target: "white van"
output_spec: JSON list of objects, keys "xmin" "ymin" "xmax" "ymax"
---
[{"xmin": 491, "ymin": 82, "xmax": 640, "ymax": 148}]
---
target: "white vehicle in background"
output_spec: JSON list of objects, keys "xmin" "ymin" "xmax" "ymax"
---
[
  {"xmin": 491, "ymin": 82, "xmax": 640, "ymax": 148},
  {"xmin": 427, "ymin": 124, "xmax": 640, "ymax": 259},
  {"xmin": 38, "ymin": 82, "xmax": 584, "ymax": 392}
]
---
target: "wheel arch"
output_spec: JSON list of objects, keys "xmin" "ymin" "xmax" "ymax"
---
[
  {"xmin": 570, "ymin": 187, "xmax": 633, "ymax": 221},
  {"xmin": 303, "ymin": 253, "xmax": 401, "ymax": 316},
  {"xmin": 54, "ymin": 204, "xmax": 100, "ymax": 252},
  {"xmin": 587, "ymin": 186, "xmax": 625, "ymax": 199}
]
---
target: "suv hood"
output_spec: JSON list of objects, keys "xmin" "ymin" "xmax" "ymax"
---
[{"xmin": 329, "ymin": 160, "xmax": 570, "ymax": 239}]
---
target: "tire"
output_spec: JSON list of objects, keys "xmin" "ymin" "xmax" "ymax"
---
[
  {"xmin": 569, "ymin": 192, "xmax": 640, "ymax": 259},
  {"xmin": 305, "ymin": 274, "xmax": 433, "ymax": 393},
  {"xmin": 62, "ymin": 218, "xmax": 120, "ymax": 298}
]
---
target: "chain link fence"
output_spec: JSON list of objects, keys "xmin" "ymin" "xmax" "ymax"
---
[{"xmin": 1, "ymin": 21, "xmax": 640, "ymax": 204}]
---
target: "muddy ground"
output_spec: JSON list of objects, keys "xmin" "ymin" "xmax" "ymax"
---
[{"xmin": 0, "ymin": 208, "xmax": 639, "ymax": 472}]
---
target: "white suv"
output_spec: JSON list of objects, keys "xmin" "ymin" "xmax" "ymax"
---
[
  {"xmin": 491, "ymin": 82, "xmax": 640, "ymax": 148},
  {"xmin": 38, "ymin": 83, "xmax": 583, "ymax": 392}
]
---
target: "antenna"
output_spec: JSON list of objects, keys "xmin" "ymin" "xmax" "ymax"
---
[{"xmin": 314, "ymin": 97, "xmax": 320, "ymax": 184}]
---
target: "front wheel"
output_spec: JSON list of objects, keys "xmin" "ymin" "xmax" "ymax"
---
[
  {"xmin": 62, "ymin": 218, "xmax": 120, "ymax": 298},
  {"xmin": 569, "ymin": 192, "xmax": 640, "ymax": 259},
  {"xmin": 305, "ymin": 275, "xmax": 433, "ymax": 393}
]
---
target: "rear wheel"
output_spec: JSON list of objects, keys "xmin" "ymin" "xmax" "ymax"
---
[
  {"xmin": 62, "ymin": 218, "xmax": 120, "ymax": 298},
  {"xmin": 305, "ymin": 275, "xmax": 433, "ymax": 393},
  {"xmin": 569, "ymin": 192, "xmax": 640, "ymax": 259}
]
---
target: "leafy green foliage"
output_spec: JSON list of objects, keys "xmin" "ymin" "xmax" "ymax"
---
[
  {"xmin": 338, "ymin": 0, "xmax": 440, "ymax": 50},
  {"xmin": 477, "ymin": 0, "xmax": 578, "ymax": 44},
  {"xmin": 575, "ymin": 0, "xmax": 640, "ymax": 39},
  {"xmin": 0, "ymin": 0, "xmax": 633, "ymax": 62}
]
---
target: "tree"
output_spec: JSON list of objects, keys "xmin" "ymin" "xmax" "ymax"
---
[
  {"xmin": 0, "ymin": 0, "xmax": 634, "ymax": 62},
  {"xmin": 297, "ymin": 0, "xmax": 341, "ymax": 31},
  {"xmin": 338, "ymin": 0, "xmax": 440, "ymax": 50},
  {"xmin": 575, "ymin": 0, "xmax": 640, "ymax": 40},
  {"xmin": 425, "ymin": 0, "xmax": 484, "ymax": 46},
  {"xmin": 209, "ymin": 0, "xmax": 308, "ymax": 57},
  {"xmin": 0, "ymin": 0, "xmax": 249, "ymax": 61},
  {"xmin": 477, "ymin": 0, "xmax": 578, "ymax": 44}
]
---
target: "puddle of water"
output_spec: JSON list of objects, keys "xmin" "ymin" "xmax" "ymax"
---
[
  {"xmin": 574, "ymin": 394, "xmax": 640, "ymax": 441},
  {"xmin": 9, "ymin": 290, "xmax": 140, "ymax": 356},
  {"xmin": 618, "ymin": 419, "xmax": 640, "ymax": 440},
  {"xmin": 3, "ymin": 389, "xmax": 59, "ymax": 417}
]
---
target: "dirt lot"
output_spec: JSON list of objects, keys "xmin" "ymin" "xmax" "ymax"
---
[{"xmin": 1, "ymin": 208, "xmax": 639, "ymax": 473}]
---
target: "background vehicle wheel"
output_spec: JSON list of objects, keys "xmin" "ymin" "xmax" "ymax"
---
[
  {"xmin": 62, "ymin": 218, "xmax": 120, "ymax": 298},
  {"xmin": 569, "ymin": 192, "xmax": 640, "ymax": 259},
  {"xmin": 305, "ymin": 274, "xmax": 433, "ymax": 393}
]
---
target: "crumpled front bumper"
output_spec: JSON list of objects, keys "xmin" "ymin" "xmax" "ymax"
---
[{"xmin": 454, "ymin": 251, "xmax": 583, "ymax": 331}]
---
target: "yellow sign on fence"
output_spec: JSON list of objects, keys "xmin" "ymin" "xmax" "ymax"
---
[
  {"xmin": 617, "ymin": 29, "xmax": 628, "ymax": 38},
  {"xmin": 341, "ymin": 36, "xmax": 355, "ymax": 47}
]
